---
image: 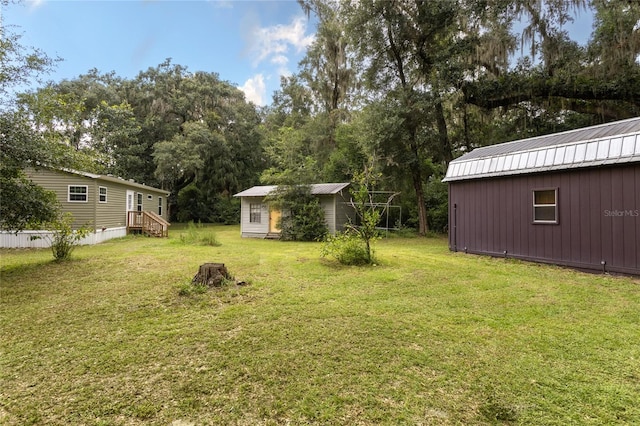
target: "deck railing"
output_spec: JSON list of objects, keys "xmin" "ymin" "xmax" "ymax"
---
[{"xmin": 127, "ymin": 211, "xmax": 170, "ymax": 237}]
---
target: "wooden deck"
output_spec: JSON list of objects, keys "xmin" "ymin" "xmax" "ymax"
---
[{"xmin": 127, "ymin": 211, "xmax": 170, "ymax": 237}]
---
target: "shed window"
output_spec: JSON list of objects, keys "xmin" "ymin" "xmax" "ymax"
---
[
  {"xmin": 68, "ymin": 185, "xmax": 88, "ymax": 202},
  {"xmin": 249, "ymin": 203, "xmax": 261, "ymax": 223},
  {"xmin": 98, "ymin": 186, "xmax": 107, "ymax": 203},
  {"xmin": 533, "ymin": 189, "xmax": 558, "ymax": 223},
  {"xmin": 158, "ymin": 197, "xmax": 163, "ymax": 216}
]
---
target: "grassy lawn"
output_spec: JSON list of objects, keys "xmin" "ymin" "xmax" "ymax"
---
[{"xmin": 1, "ymin": 225, "xmax": 639, "ymax": 425}]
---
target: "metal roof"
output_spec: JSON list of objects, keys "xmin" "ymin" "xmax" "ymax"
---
[
  {"xmin": 443, "ymin": 117, "xmax": 640, "ymax": 182},
  {"xmin": 58, "ymin": 168, "xmax": 169, "ymax": 194},
  {"xmin": 233, "ymin": 183, "xmax": 350, "ymax": 198}
]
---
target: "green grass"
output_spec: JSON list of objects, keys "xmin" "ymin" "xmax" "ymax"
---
[{"xmin": 1, "ymin": 224, "xmax": 639, "ymax": 425}]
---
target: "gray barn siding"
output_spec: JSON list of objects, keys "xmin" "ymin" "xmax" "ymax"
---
[
  {"xmin": 319, "ymin": 195, "xmax": 337, "ymax": 234},
  {"xmin": 449, "ymin": 163, "xmax": 639, "ymax": 275},
  {"xmin": 240, "ymin": 197, "xmax": 269, "ymax": 237},
  {"xmin": 334, "ymin": 193, "xmax": 353, "ymax": 231},
  {"xmin": 238, "ymin": 193, "xmax": 353, "ymax": 238}
]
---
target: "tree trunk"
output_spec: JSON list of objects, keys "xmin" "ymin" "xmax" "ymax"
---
[
  {"xmin": 435, "ymin": 100, "xmax": 453, "ymax": 167},
  {"xmin": 192, "ymin": 263, "xmax": 231, "ymax": 287}
]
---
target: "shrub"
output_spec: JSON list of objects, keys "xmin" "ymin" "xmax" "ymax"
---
[
  {"xmin": 176, "ymin": 183, "xmax": 211, "ymax": 223},
  {"xmin": 340, "ymin": 164, "xmax": 394, "ymax": 264},
  {"xmin": 321, "ymin": 231, "xmax": 374, "ymax": 266},
  {"xmin": 47, "ymin": 213, "xmax": 92, "ymax": 262},
  {"xmin": 424, "ymin": 175, "xmax": 448, "ymax": 233},
  {"xmin": 268, "ymin": 185, "xmax": 328, "ymax": 241},
  {"xmin": 209, "ymin": 196, "xmax": 240, "ymax": 225}
]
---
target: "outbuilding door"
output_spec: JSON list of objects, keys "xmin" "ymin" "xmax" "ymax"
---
[{"xmin": 269, "ymin": 208, "xmax": 281, "ymax": 234}]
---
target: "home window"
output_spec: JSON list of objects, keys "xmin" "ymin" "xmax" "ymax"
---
[
  {"xmin": 249, "ymin": 203, "xmax": 261, "ymax": 223},
  {"xmin": 136, "ymin": 193, "xmax": 143, "ymax": 212},
  {"xmin": 147, "ymin": 194, "xmax": 153, "ymax": 200},
  {"xmin": 98, "ymin": 186, "xmax": 107, "ymax": 203},
  {"xmin": 158, "ymin": 197, "xmax": 163, "ymax": 216},
  {"xmin": 68, "ymin": 185, "xmax": 88, "ymax": 202},
  {"xmin": 533, "ymin": 189, "xmax": 558, "ymax": 223}
]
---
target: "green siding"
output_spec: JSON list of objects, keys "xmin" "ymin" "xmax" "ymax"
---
[
  {"xmin": 94, "ymin": 181, "xmax": 128, "ymax": 228},
  {"xmin": 26, "ymin": 169, "xmax": 97, "ymax": 229},
  {"xmin": 26, "ymin": 169, "xmax": 169, "ymax": 230}
]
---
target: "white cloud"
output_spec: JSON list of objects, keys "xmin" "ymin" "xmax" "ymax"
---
[
  {"xmin": 27, "ymin": 0, "xmax": 45, "ymax": 12},
  {"xmin": 239, "ymin": 74, "xmax": 266, "ymax": 106},
  {"xmin": 210, "ymin": 0, "xmax": 233, "ymax": 9},
  {"xmin": 249, "ymin": 16, "xmax": 315, "ymax": 70},
  {"xmin": 271, "ymin": 55, "xmax": 289, "ymax": 66}
]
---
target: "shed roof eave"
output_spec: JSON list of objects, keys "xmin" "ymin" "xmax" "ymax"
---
[
  {"xmin": 444, "ymin": 117, "xmax": 640, "ymax": 182},
  {"xmin": 234, "ymin": 183, "xmax": 350, "ymax": 198},
  {"xmin": 54, "ymin": 167, "xmax": 167, "ymax": 193},
  {"xmin": 454, "ymin": 117, "xmax": 640, "ymax": 163},
  {"xmin": 443, "ymin": 156, "xmax": 640, "ymax": 182}
]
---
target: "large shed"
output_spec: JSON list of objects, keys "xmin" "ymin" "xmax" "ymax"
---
[
  {"xmin": 443, "ymin": 117, "xmax": 640, "ymax": 275},
  {"xmin": 233, "ymin": 183, "xmax": 352, "ymax": 239}
]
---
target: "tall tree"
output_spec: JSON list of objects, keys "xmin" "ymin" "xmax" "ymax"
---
[
  {"xmin": 345, "ymin": 0, "xmax": 474, "ymax": 235},
  {"xmin": 0, "ymin": 4, "xmax": 84, "ymax": 230},
  {"xmin": 299, "ymin": 0, "xmax": 357, "ymax": 162},
  {"xmin": 261, "ymin": 75, "xmax": 320, "ymax": 184},
  {"xmin": 462, "ymin": 0, "xmax": 640, "ymax": 121},
  {"xmin": 150, "ymin": 65, "xmax": 263, "ymax": 220}
]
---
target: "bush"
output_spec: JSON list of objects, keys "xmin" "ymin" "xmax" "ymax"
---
[
  {"xmin": 47, "ymin": 213, "xmax": 92, "ymax": 262},
  {"xmin": 321, "ymin": 231, "xmax": 374, "ymax": 266},
  {"xmin": 424, "ymin": 175, "xmax": 448, "ymax": 233},
  {"xmin": 176, "ymin": 183, "xmax": 211, "ymax": 223},
  {"xmin": 209, "ymin": 196, "xmax": 240, "ymax": 225},
  {"xmin": 269, "ymin": 185, "xmax": 328, "ymax": 241}
]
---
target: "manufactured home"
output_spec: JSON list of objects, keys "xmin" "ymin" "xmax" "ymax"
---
[
  {"xmin": 443, "ymin": 117, "xmax": 640, "ymax": 275},
  {"xmin": 233, "ymin": 183, "xmax": 353, "ymax": 238},
  {"xmin": 1, "ymin": 168, "xmax": 170, "ymax": 248}
]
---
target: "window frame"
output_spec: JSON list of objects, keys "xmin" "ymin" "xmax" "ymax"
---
[
  {"xmin": 68, "ymin": 185, "xmax": 88, "ymax": 203},
  {"xmin": 98, "ymin": 186, "xmax": 108, "ymax": 203},
  {"xmin": 532, "ymin": 188, "xmax": 559, "ymax": 224},
  {"xmin": 158, "ymin": 197, "xmax": 163, "ymax": 216},
  {"xmin": 249, "ymin": 203, "xmax": 262, "ymax": 223}
]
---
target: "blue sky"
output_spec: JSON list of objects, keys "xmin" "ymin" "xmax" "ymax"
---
[
  {"xmin": 3, "ymin": 0, "xmax": 316, "ymax": 106},
  {"xmin": 3, "ymin": 1, "xmax": 595, "ymax": 106}
]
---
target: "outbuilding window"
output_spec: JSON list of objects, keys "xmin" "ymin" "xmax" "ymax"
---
[
  {"xmin": 533, "ymin": 189, "xmax": 558, "ymax": 223},
  {"xmin": 249, "ymin": 203, "xmax": 261, "ymax": 223},
  {"xmin": 68, "ymin": 185, "xmax": 88, "ymax": 202}
]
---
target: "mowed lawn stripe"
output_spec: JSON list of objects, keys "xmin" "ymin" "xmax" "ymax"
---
[{"xmin": 1, "ymin": 225, "xmax": 639, "ymax": 425}]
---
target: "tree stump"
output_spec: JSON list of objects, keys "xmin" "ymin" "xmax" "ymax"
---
[{"xmin": 192, "ymin": 263, "xmax": 231, "ymax": 287}]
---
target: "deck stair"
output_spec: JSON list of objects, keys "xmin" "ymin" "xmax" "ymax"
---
[{"xmin": 127, "ymin": 211, "xmax": 170, "ymax": 237}]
